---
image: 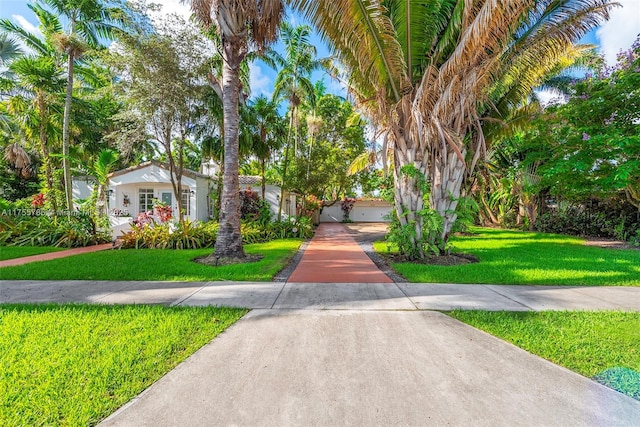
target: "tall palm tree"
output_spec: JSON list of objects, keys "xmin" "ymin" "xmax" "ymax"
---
[
  {"xmin": 245, "ymin": 96, "xmax": 285, "ymax": 199},
  {"xmin": 37, "ymin": 0, "xmax": 130, "ymax": 213},
  {"xmin": 184, "ymin": 0, "xmax": 284, "ymax": 259},
  {"xmin": 6, "ymin": 55, "xmax": 66, "ymax": 212},
  {"xmin": 271, "ymin": 22, "xmax": 322, "ymax": 219},
  {"xmin": 289, "ymin": 0, "xmax": 614, "ymax": 257}
]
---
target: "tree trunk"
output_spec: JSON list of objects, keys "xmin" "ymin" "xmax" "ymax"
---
[
  {"xmin": 430, "ymin": 150, "xmax": 466, "ymax": 245},
  {"xmin": 37, "ymin": 96, "xmax": 57, "ymax": 214},
  {"xmin": 278, "ymin": 113, "xmax": 294, "ymax": 221},
  {"xmin": 62, "ymin": 48, "xmax": 75, "ymax": 214},
  {"xmin": 213, "ymin": 40, "xmax": 245, "ymax": 259},
  {"xmin": 97, "ymin": 183, "xmax": 107, "ymax": 217},
  {"xmin": 260, "ymin": 158, "xmax": 266, "ymax": 200},
  {"xmin": 392, "ymin": 139, "xmax": 427, "ymax": 259}
]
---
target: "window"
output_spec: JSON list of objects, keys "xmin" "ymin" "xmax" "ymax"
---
[
  {"xmin": 181, "ymin": 189, "xmax": 191, "ymax": 216},
  {"xmin": 139, "ymin": 188, "xmax": 154, "ymax": 213}
]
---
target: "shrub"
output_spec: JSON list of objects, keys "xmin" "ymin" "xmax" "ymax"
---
[
  {"xmin": 297, "ymin": 195, "xmax": 322, "ymax": 218},
  {"xmin": 341, "ymin": 197, "xmax": 356, "ymax": 222},
  {"xmin": 0, "ymin": 211, "xmax": 109, "ymax": 247},
  {"xmin": 535, "ymin": 197, "xmax": 640, "ymax": 242},
  {"xmin": 120, "ymin": 219, "xmax": 218, "ymax": 249}
]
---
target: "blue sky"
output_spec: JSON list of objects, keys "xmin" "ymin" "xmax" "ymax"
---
[{"xmin": 1, "ymin": 0, "xmax": 639, "ymax": 101}]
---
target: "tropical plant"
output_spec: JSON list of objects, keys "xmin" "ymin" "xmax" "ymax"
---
[
  {"xmin": 35, "ymin": 0, "xmax": 134, "ymax": 212},
  {"xmin": 3, "ymin": 54, "xmax": 66, "ymax": 213},
  {"xmin": 243, "ymin": 96, "xmax": 286, "ymax": 199},
  {"xmin": 92, "ymin": 148, "xmax": 118, "ymax": 217},
  {"xmin": 289, "ymin": 0, "xmax": 615, "ymax": 257},
  {"xmin": 184, "ymin": 0, "xmax": 284, "ymax": 259},
  {"xmin": 271, "ymin": 22, "xmax": 323, "ymax": 220}
]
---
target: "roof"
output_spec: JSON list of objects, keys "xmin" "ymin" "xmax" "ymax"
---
[
  {"xmin": 108, "ymin": 160, "xmax": 263, "ymax": 184},
  {"xmin": 239, "ymin": 176, "xmax": 262, "ymax": 185},
  {"xmin": 108, "ymin": 160, "xmax": 211, "ymax": 180}
]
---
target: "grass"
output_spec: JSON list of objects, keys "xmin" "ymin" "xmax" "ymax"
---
[
  {"xmin": 0, "ymin": 303, "xmax": 247, "ymax": 426},
  {"xmin": 0, "ymin": 246, "xmax": 63, "ymax": 261},
  {"xmin": 0, "ymin": 239, "xmax": 301, "ymax": 281},
  {"xmin": 448, "ymin": 310, "xmax": 640, "ymax": 400},
  {"xmin": 376, "ymin": 228, "xmax": 640, "ymax": 286}
]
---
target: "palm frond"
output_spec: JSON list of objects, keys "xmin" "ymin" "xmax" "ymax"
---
[{"xmin": 289, "ymin": 0, "xmax": 406, "ymax": 104}]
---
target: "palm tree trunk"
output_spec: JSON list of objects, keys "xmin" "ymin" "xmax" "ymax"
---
[
  {"xmin": 430, "ymin": 150, "xmax": 466, "ymax": 245},
  {"xmin": 393, "ymin": 145, "xmax": 426, "ymax": 259},
  {"xmin": 97, "ymin": 183, "xmax": 106, "ymax": 217},
  {"xmin": 261, "ymin": 158, "xmax": 266, "ymax": 200},
  {"xmin": 37, "ymin": 96, "xmax": 57, "ymax": 214},
  {"xmin": 213, "ymin": 41, "xmax": 245, "ymax": 259},
  {"xmin": 62, "ymin": 49, "xmax": 75, "ymax": 213},
  {"xmin": 277, "ymin": 113, "xmax": 294, "ymax": 221}
]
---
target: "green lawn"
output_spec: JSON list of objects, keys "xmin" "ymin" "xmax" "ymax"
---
[
  {"xmin": 0, "ymin": 239, "xmax": 301, "ymax": 281},
  {"xmin": 376, "ymin": 228, "xmax": 640, "ymax": 286},
  {"xmin": 0, "ymin": 303, "xmax": 247, "ymax": 426},
  {"xmin": 0, "ymin": 246, "xmax": 63, "ymax": 261},
  {"xmin": 448, "ymin": 310, "xmax": 640, "ymax": 400}
]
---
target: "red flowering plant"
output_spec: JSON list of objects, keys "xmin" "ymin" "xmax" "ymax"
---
[
  {"xmin": 31, "ymin": 193, "xmax": 46, "ymax": 208},
  {"xmin": 132, "ymin": 211, "xmax": 154, "ymax": 229},
  {"xmin": 297, "ymin": 194, "xmax": 322, "ymax": 218},
  {"xmin": 340, "ymin": 197, "xmax": 357, "ymax": 222},
  {"xmin": 153, "ymin": 199, "xmax": 173, "ymax": 223}
]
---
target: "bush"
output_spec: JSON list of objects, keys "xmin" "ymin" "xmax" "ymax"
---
[
  {"xmin": 0, "ymin": 211, "xmax": 110, "ymax": 248},
  {"xmin": 120, "ymin": 219, "xmax": 218, "ymax": 249},
  {"xmin": 536, "ymin": 197, "xmax": 640, "ymax": 242},
  {"xmin": 118, "ymin": 217, "xmax": 312, "ymax": 250}
]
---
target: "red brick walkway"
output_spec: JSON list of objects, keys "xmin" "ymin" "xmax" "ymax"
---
[
  {"xmin": 0, "ymin": 243, "xmax": 112, "ymax": 268},
  {"xmin": 287, "ymin": 223, "xmax": 393, "ymax": 283}
]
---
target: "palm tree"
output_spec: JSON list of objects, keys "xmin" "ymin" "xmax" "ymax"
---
[
  {"xmin": 271, "ymin": 22, "xmax": 322, "ymax": 219},
  {"xmin": 92, "ymin": 148, "xmax": 118, "ymax": 217},
  {"xmin": 37, "ymin": 0, "xmax": 130, "ymax": 213},
  {"xmin": 289, "ymin": 0, "xmax": 614, "ymax": 257},
  {"xmin": 245, "ymin": 96, "xmax": 285, "ymax": 199},
  {"xmin": 6, "ymin": 55, "xmax": 66, "ymax": 212},
  {"xmin": 0, "ymin": 32, "xmax": 22, "ymax": 65},
  {"xmin": 184, "ymin": 0, "xmax": 284, "ymax": 259}
]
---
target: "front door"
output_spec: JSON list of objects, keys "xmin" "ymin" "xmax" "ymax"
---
[{"xmin": 161, "ymin": 192, "xmax": 172, "ymax": 207}]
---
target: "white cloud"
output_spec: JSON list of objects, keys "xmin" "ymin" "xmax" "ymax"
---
[
  {"xmin": 147, "ymin": 0, "xmax": 192, "ymax": 21},
  {"xmin": 325, "ymin": 75, "xmax": 348, "ymax": 98},
  {"xmin": 535, "ymin": 88, "xmax": 567, "ymax": 107},
  {"xmin": 596, "ymin": 0, "xmax": 640, "ymax": 65},
  {"xmin": 249, "ymin": 62, "xmax": 273, "ymax": 98},
  {"xmin": 12, "ymin": 14, "xmax": 43, "ymax": 38}
]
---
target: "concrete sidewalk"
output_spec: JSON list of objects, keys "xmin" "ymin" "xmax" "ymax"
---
[
  {"xmin": 100, "ymin": 309, "xmax": 640, "ymax": 426},
  {"xmin": 2, "ymin": 280, "xmax": 640, "ymax": 311}
]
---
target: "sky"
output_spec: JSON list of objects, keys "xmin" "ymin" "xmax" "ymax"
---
[{"xmin": 1, "ymin": 0, "xmax": 639, "ymax": 100}]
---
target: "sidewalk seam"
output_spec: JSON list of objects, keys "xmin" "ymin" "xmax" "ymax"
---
[
  {"xmin": 393, "ymin": 282, "xmax": 419, "ymax": 310},
  {"xmin": 170, "ymin": 281, "xmax": 214, "ymax": 307},
  {"xmin": 270, "ymin": 282, "xmax": 288, "ymax": 309},
  {"xmin": 484, "ymin": 285, "xmax": 534, "ymax": 310}
]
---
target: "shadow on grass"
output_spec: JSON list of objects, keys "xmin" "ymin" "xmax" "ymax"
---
[{"xmin": 387, "ymin": 229, "xmax": 640, "ymax": 286}]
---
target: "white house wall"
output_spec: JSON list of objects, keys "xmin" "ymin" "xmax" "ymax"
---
[
  {"xmin": 195, "ymin": 176, "xmax": 212, "ymax": 222},
  {"xmin": 108, "ymin": 165, "xmax": 200, "ymax": 221},
  {"xmin": 72, "ymin": 178, "xmax": 94, "ymax": 201}
]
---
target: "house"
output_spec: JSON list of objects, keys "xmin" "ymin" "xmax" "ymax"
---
[
  {"xmin": 108, "ymin": 160, "xmax": 212, "ymax": 222},
  {"xmin": 105, "ymin": 160, "xmax": 295, "ymax": 239}
]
